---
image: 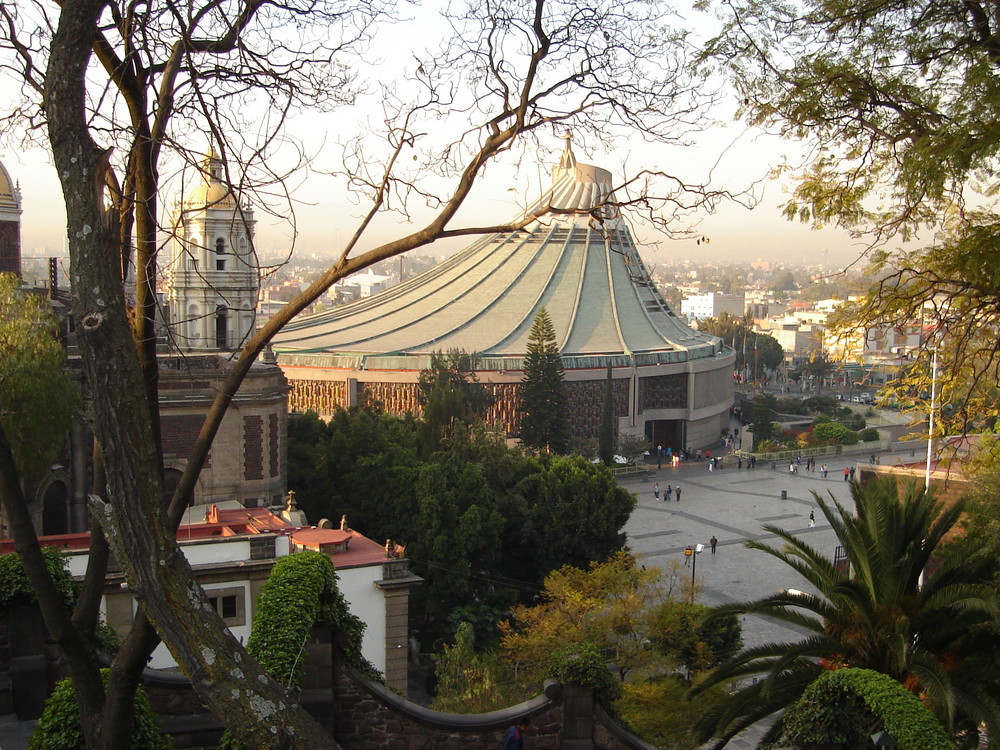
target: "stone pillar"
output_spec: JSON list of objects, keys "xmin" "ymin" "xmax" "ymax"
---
[
  {"xmin": 561, "ymin": 684, "xmax": 594, "ymax": 749},
  {"xmin": 376, "ymin": 560, "xmax": 422, "ymax": 695}
]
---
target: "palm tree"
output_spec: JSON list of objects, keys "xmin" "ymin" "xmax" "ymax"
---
[{"xmin": 691, "ymin": 477, "xmax": 1000, "ymax": 749}]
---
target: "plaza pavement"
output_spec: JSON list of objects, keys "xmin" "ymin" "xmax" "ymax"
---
[{"xmin": 616, "ymin": 440, "xmax": 917, "ymax": 749}]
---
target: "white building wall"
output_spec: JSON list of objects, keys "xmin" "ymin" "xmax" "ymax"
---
[{"xmin": 336, "ymin": 564, "xmax": 388, "ymax": 675}]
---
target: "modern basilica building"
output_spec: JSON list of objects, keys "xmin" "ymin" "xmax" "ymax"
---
[{"xmin": 273, "ymin": 138, "xmax": 734, "ymax": 452}]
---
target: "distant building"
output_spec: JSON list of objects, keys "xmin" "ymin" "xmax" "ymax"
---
[
  {"xmin": 274, "ymin": 137, "xmax": 735, "ymax": 452},
  {"xmin": 166, "ymin": 152, "xmax": 259, "ymax": 352},
  {"xmin": 0, "ymin": 158, "xmax": 22, "ymax": 277},
  {"xmin": 681, "ymin": 292, "xmax": 746, "ymax": 321}
]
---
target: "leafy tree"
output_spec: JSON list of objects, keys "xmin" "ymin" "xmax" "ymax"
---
[
  {"xmin": 651, "ymin": 601, "xmax": 742, "ymax": 673},
  {"xmin": 691, "ymin": 477, "xmax": 1000, "ymax": 749},
  {"xmin": 518, "ymin": 308, "xmax": 569, "ymax": 454},
  {"xmin": 417, "ymin": 350, "xmax": 492, "ymax": 457},
  {"xmin": 811, "ymin": 421, "xmax": 856, "ymax": 445},
  {"xmin": 702, "ymin": 0, "xmax": 1000, "ymax": 433},
  {"xmin": 617, "ymin": 434, "xmax": 651, "ymax": 465},
  {"xmin": 30, "ymin": 670, "xmax": 169, "ymax": 750},
  {"xmin": 408, "ymin": 458, "xmax": 504, "ymax": 631},
  {"xmin": 500, "ymin": 551, "xmax": 679, "ymax": 684},
  {"xmin": 287, "ymin": 412, "xmax": 634, "ymax": 639},
  {"xmin": 748, "ymin": 393, "xmax": 778, "ymax": 445},
  {"xmin": 598, "ymin": 364, "xmax": 615, "ymax": 464},
  {"xmin": 287, "ymin": 408, "xmax": 421, "ymax": 537},
  {"xmin": 699, "ymin": 314, "xmax": 783, "ymax": 375},
  {"xmin": 509, "ymin": 455, "xmax": 634, "ymax": 578},
  {"xmin": 615, "ymin": 675, "xmax": 730, "ymax": 750},
  {"xmin": 431, "ymin": 622, "xmax": 525, "ymax": 714},
  {"xmin": 769, "ymin": 270, "xmax": 798, "ymax": 293},
  {"xmin": 798, "ymin": 352, "xmax": 834, "ymax": 396},
  {"xmin": 954, "ymin": 436, "xmax": 1000, "ymax": 588},
  {"xmin": 0, "ymin": 274, "xmax": 79, "ymax": 481}
]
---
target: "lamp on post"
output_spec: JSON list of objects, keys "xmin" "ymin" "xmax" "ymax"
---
[{"xmin": 684, "ymin": 543, "xmax": 704, "ymax": 602}]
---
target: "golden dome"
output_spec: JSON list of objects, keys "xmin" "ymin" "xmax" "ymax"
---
[
  {"xmin": 0, "ymin": 159, "xmax": 20, "ymax": 212},
  {"xmin": 184, "ymin": 151, "xmax": 237, "ymax": 209},
  {"xmin": 185, "ymin": 181, "xmax": 237, "ymax": 209}
]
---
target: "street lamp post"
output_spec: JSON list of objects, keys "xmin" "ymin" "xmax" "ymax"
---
[
  {"xmin": 924, "ymin": 347, "xmax": 938, "ymax": 491},
  {"xmin": 684, "ymin": 543, "xmax": 704, "ymax": 602}
]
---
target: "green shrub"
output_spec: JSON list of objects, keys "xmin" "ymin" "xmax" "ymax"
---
[
  {"xmin": 0, "ymin": 547, "xmax": 76, "ymax": 608},
  {"xmin": 29, "ymin": 669, "xmax": 169, "ymax": 750},
  {"xmin": 860, "ymin": 428, "xmax": 880, "ymax": 442},
  {"xmin": 777, "ymin": 668, "xmax": 953, "ymax": 750},
  {"xmin": 218, "ymin": 551, "xmax": 378, "ymax": 750},
  {"xmin": 548, "ymin": 641, "xmax": 620, "ymax": 704},
  {"xmin": 813, "ymin": 422, "xmax": 855, "ymax": 444}
]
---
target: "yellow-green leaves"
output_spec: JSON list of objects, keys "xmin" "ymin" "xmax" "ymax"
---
[{"xmin": 0, "ymin": 273, "xmax": 79, "ymax": 480}]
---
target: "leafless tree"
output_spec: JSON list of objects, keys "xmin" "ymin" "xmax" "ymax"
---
[{"xmin": 0, "ymin": 0, "xmax": 740, "ymax": 747}]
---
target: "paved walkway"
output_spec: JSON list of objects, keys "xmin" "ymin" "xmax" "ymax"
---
[{"xmin": 617, "ymin": 441, "xmax": 915, "ymax": 748}]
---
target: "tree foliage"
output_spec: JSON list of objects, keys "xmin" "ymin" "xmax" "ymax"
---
[
  {"xmin": 691, "ymin": 477, "xmax": 1000, "ymax": 749},
  {"xmin": 287, "ymin": 409, "xmax": 634, "ymax": 636},
  {"xmin": 519, "ymin": 308, "xmax": 569, "ymax": 454},
  {"xmin": 30, "ymin": 670, "xmax": 169, "ymax": 750},
  {"xmin": 218, "ymin": 551, "xmax": 375, "ymax": 750},
  {"xmin": 702, "ymin": 0, "xmax": 1000, "ymax": 432},
  {"xmin": 699, "ymin": 313, "xmax": 784, "ymax": 375},
  {"xmin": 749, "ymin": 393, "xmax": 778, "ymax": 445},
  {"xmin": 500, "ymin": 551, "xmax": 689, "ymax": 684},
  {"xmin": 0, "ymin": 274, "xmax": 79, "ymax": 480},
  {"xmin": 614, "ymin": 675, "xmax": 730, "ymax": 750},
  {"xmin": 417, "ymin": 350, "xmax": 492, "ymax": 456},
  {"xmin": 776, "ymin": 668, "xmax": 954, "ymax": 750}
]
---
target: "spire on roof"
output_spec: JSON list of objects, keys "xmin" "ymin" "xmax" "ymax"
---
[{"xmin": 558, "ymin": 131, "xmax": 577, "ymax": 171}]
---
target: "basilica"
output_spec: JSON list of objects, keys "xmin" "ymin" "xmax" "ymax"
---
[{"xmin": 272, "ymin": 138, "xmax": 735, "ymax": 451}]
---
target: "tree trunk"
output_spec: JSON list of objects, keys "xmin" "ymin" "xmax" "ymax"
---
[{"xmin": 46, "ymin": 2, "xmax": 340, "ymax": 747}]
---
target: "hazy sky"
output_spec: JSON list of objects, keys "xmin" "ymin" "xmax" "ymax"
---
[
  {"xmin": 1, "ymin": 3, "xmax": 869, "ymax": 271},
  {"xmin": 5, "ymin": 133, "xmax": 865, "ymax": 270}
]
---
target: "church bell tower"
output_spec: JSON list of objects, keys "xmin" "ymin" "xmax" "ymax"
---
[{"xmin": 166, "ymin": 152, "xmax": 258, "ymax": 352}]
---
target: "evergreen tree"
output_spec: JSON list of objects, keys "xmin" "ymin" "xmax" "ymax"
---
[
  {"xmin": 598, "ymin": 364, "xmax": 615, "ymax": 464},
  {"xmin": 518, "ymin": 309, "xmax": 569, "ymax": 453}
]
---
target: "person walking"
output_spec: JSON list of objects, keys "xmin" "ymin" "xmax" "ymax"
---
[
  {"xmin": 809, "ymin": 510, "xmax": 816, "ymax": 528},
  {"xmin": 502, "ymin": 719, "xmax": 530, "ymax": 750},
  {"xmin": 666, "ymin": 484, "xmax": 672, "ymax": 501},
  {"xmin": 844, "ymin": 466, "xmax": 850, "ymax": 481},
  {"xmin": 653, "ymin": 482, "xmax": 660, "ymax": 501},
  {"xmin": 710, "ymin": 535, "xmax": 718, "ymax": 553},
  {"xmin": 675, "ymin": 485, "xmax": 681, "ymax": 502}
]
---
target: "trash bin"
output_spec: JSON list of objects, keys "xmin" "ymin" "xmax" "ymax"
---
[
  {"xmin": 780, "ymin": 490, "xmax": 787, "ymax": 499},
  {"xmin": 771, "ymin": 461, "xmax": 777, "ymax": 470}
]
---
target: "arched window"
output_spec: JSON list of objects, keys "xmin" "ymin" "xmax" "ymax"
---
[
  {"xmin": 215, "ymin": 305, "xmax": 228, "ymax": 349},
  {"xmin": 42, "ymin": 480, "xmax": 69, "ymax": 536},
  {"xmin": 215, "ymin": 238, "xmax": 226, "ymax": 270}
]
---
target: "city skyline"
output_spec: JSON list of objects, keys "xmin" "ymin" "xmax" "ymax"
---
[{"xmin": 4, "ymin": 128, "xmax": 868, "ymax": 270}]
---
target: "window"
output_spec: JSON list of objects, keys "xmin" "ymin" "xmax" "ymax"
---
[
  {"xmin": 215, "ymin": 306, "xmax": 228, "ymax": 349},
  {"xmin": 206, "ymin": 586, "xmax": 246, "ymax": 627},
  {"xmin": 215, "ymin": 238, "xmax": 226, "ymax": 270}
]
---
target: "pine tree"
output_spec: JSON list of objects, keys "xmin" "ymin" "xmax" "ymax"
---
[
  {"xmin": 598, "ymin": 363, "xmax": 615, "ymax": 464},
  {"xmin": 519, "ymin": 308, "xmax": 569, "ymax": 453}
]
